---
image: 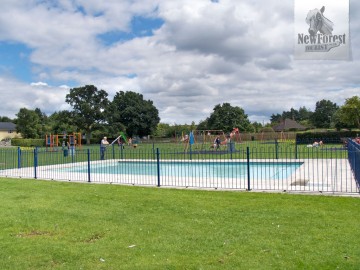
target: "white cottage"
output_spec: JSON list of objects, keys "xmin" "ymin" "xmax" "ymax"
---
[{"xmin": 0, "ymin": 122, "xmax": 20, "ymax": 141}]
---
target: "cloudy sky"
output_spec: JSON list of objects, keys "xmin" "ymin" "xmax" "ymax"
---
[{"xmin": 0, "ymin": 0, "xmax": 359, "ymax": 124}]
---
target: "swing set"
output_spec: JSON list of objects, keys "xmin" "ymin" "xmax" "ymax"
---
[
  {"xmin": 180, "ymin": 128, "xmax": 242, "ymax": 151},
  {"xmin": 180, "ymin": 130, "xmax": 226, "ymax": 150},
  {"xmin": 229, "ymin": 128, "xmax": 242, "ymax": 143},
  {"xmin": 45, "ymin": 133, "xmax": 82, "ymax": 151}
]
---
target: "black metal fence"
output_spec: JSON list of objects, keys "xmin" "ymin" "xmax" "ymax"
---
[
  {"xmin": 0, "ymin": 142, "xmax": 359, "ymax": 194},
  {"xmin": 348, "ymin": 139, "xmax": 360, "ymax": 188}
]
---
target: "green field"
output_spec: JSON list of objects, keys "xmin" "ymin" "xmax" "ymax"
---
[{"xmin": 1, "ymin": 178, "xmax": 359, "ymax": 269}]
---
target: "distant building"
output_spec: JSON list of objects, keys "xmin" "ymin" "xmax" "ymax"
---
[
  {"xmin": 273, "ymin": 118, "xmax": 306, "ymax": 132},
  {"xmin": 0, "ymin": 122, "xmax": 21, "ymax": 141}
]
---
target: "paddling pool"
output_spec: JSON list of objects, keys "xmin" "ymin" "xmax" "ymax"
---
[{"xmin": 57, "ymin": 161, "xmax": 303, "ymax": 180}]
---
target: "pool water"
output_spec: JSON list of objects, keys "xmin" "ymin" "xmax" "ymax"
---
[{"xmin": 59, "ymin": 161, "xmax": 303, "ymax": 180}]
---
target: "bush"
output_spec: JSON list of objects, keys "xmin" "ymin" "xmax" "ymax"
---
[
  {"xmin": 11, "ymin": 138, "xmax": 45, "ymax": 147},
  {"xmin": 260, "ymin": 127, "xmax": 275, "ymax": 133},
  {"xmin": 296, "ymin": 131, "xmax": 359, "ymax": 144}
]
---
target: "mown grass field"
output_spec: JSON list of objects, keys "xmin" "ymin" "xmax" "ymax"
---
[{"xmin": 0, "ymin": 178, "xmax": 359, "ymax": 269}]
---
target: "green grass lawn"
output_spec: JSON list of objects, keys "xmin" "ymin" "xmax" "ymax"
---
[{"xmin": 1, "ymin": 178, "xmax": 359, "ymax": 269}]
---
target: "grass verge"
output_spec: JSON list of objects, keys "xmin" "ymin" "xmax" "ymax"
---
[{"xmin": 0, "ymin": 178, "xmax": 359, "ymax": 269}]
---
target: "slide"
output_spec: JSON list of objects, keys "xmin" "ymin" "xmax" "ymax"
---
[
  {"xmin": 119, "ymin": 132, "xmax": 128, "ymax": 144},
  {"xmin": 111, "ymin": 132, "xmax": 128, "ymax": 145}
]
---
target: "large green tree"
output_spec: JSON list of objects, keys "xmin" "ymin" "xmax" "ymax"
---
[
  {"xmin": 251, "ymin": 121, "xmax": 263, "ymax": 133},
  {"xmin": 270, "ymin": 107, "xmax": 313, "ymax": 125},
  {"xmin": 0, "ymin": 116, "xmax": 13, "ymax": 122},
  {"xmin": 337, "ymin": 96, "xmax": 360, "ymax": 129},
  {"xmin": 106, "ymin": 91, "xmax": 160, "ymax": 137},
  {"xmin": 48, "ymin": 110, "xmax": 77, "ymax": 135},
  {"xmin": 206, "ymin": 103, "xmax": 252, "ymax": 132},
  {"xmin": 154, "ymin": 123, "xmax": 196, "ymax": 138},
  {"xmin": 270, "ymin": 113, "xmax": 282, "ymax": 124},
  {"xmin": 298, "ymin": 106, "xmax": 313, "ymax": 121},
  {"xmin": 310, "ymin": 99, "xmax": 338, "ymax": 128},
  {"xmin": 154, "ymin": 123, "xmax": 172, "ymax": 138},
  {"xmin": 282, "ymin": 108, "xmax": 300, "ymax": 121},
  {"xmin": 15, "ymin": 108, "xmax": 47, "ymax": 138},
  {"xmin": 65, "ymin": 85, "xmax": 109, "ymax": 144}
]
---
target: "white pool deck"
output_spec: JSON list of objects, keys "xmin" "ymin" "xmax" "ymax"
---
[{"xmin": 0, "ymin": 159, "xmax": 359, "ymax": 195}]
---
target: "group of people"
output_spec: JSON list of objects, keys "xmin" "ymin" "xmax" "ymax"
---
[
  {"xmin": 312, "ymin": 140, "xmax": 324, "ymax": 147},
  {"xmin": 306, "ymin": 140, "xmax": 324, "ymax": 148},
  {"xmin": 100, "ymin": 135, "xmax": 134, "ymax": 160},
  {"xmin": 212, "ymin": 136, "xmax": 232, "ymax": 150},
  {"xmin": 61, "ymin": 138, "xmax": 77, "ymax": 157},
  {"xmin": 181, "ymin": 132, "xmax": 230, "ymax": 150},
  {"xmin": 213, "ymin": 136, "xmax": 222, "ymax": 149}
]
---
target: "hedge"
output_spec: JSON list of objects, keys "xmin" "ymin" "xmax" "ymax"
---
[
  {"xmin": 11, "ymin": 138, "xmax": 45, "ymax": 147},
  {"xmin": 11, "ymin": 138, "xmax": 110, "ymax": 147},
  {"xmin": 296, "ymin": 131, "xmax": 359, "ymax": 144}
]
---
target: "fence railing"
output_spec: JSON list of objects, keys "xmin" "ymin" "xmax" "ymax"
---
[
  {"xmin": 0, "ymin": 142, "xmax": 359, "ymax": 194},
  {"xmin": 347, "ymin": 139, "xmax": 360, "ymax": 188}
]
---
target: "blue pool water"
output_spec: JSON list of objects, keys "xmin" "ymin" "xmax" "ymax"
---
[{"xmin": 59, "ymin": 161, "xmax": 303, "ymax": 180}]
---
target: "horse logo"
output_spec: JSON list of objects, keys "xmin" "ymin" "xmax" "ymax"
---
[{"xmin": 306, "ymin": 6, "xmax": 333, "ymax": 36}]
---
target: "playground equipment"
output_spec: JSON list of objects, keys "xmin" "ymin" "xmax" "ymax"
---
[
  {"xmin": 180, "ymin": 130, "xmax": 237, "ymax": 152},
  {"xmin": 45, "ymin": 133, "xmax": 82, "ymax": 151},
  {"xmin": 111, "ymin": 132, "xmax": 139, "ymax": 148},
  {"xmin": 183, "ymin": 130, "xmax": 226, "ymax": 150},
  {"xmin": 111, "ymin": 132, "xmax": 128, "ymax": 145},
  {"xmin": 229, "ymin": 128, "xmax": 242, "ymax": 143},
  {"xmin": 204, "ymin": 130, "xmax": 226, "ymax": 149},
  {"xmin": 181, "ymin": 131, "xmax": 195, "ymax": 151}
]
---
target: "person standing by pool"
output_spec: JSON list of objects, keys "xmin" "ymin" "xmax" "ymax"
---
[
  {"xmin": 67, "ymin": 137, "xmax": 77, "ymax": 156},
  {"xmin": 100, "ymin": 136, "xmax": 109, "ymax": 160},
  {"xmin": 117, "ymin": 136, "xmax": 125, "ymax": 149}
]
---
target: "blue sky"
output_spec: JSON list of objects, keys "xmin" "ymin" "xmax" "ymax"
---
[
  {"xmin": 0, "ymin": 43, "xmax": 33, "ymax": 81},
  {"xmin": 98, "ymin": 16, "xmax": 164, "ymax": 46},
  {"xmin": 0, "ymin": 0, "xmax": 359, "ymax": 124},
  {"xmin": 0, "ymin": 12, "xmax": 164, "ymax": 86}
]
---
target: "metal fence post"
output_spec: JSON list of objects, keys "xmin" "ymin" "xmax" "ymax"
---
[
  {"xmin": 153, "ymin": 143, "xmax": 155, "ymax": 160},
  {"xmin": 87, "ymin": 149, "xmax": 91, "ymax": 183},
  {"xmin": 156, "ymin": 148, "xmax": 161, "ymax": 187},
  {"xmin": 112, "ymin": 144, "xmax": 115, "ymax": 159},
  {"xmin": 189, "ymin": 144, "xmax": 192, "ymax": 160},
  {"xmin": 295, "ymin": 142, "xmax": 298, "ymax": 159},
  {"xmin": 17, "ymin": 147, "xmax": 21, "ymax": 169},
  {"xmin": 71, "ymin": 146, "xmax": 75, "ymax": 163},
  {"xmin": 275, "ymin": 139, "xmax": 279, "ymax": 159},
  {"xmin": 34, "ymin": 148, "xmax": 38, "ymax": 179},
  {"xmin": 246, "ymin": 146, "xmax": 251, "ymax": 191}
]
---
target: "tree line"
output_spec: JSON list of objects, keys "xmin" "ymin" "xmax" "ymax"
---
[
  {"xmin": 2, "ymin": 84, "xmax": 360, "ymax": 143},
  {"xmin": 270, "ymin": 97, "xmax": 360, "ymax": 130},
  {"xmin": 13, "ymin": 85, "xmax": 160, "ymax": 143},
  {"xmin": 152, "ymin": 97, "xmax": 360, "ymax": 138}
]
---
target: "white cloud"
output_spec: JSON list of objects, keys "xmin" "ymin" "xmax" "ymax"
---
[
  {"xmin": 30, "ymin": 82, "xmax": 48, "ymax": 87},
  {"xmin": 1, "ymin": 76, "xmax": 69, "ymax": 117}
]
